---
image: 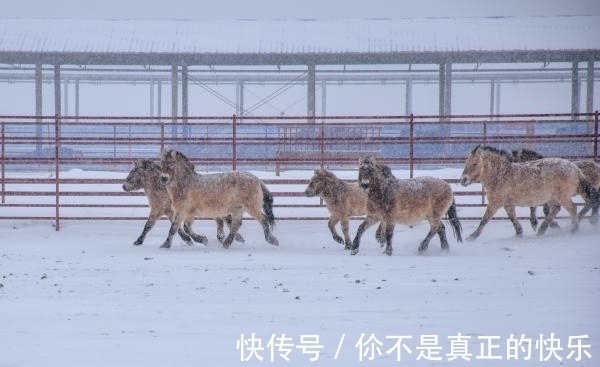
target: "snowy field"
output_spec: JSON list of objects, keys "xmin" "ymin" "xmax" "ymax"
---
[{"xmin": 1, "ymin": 204, "xmax": 598, "ymax": 366}]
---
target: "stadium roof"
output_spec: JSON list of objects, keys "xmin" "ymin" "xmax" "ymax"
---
[{"xmin": 0, "ymin": 16, "xmax": 599, "ymax": 65}]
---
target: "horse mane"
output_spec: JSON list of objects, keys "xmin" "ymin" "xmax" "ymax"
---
[
  {"xmin": 164, "ymin": 149, "xmax": 195, "ymax": 173},
  {"xmin": 136, "ymin": 159, "xmax": 160, "ymax": 172},
  {"xmin": 511, "ymin": 148, "xmax": 544, "ymax": 162},
  {"xmin": 473, "ymin": 144, "xmax": 512, "ymax": 162}
]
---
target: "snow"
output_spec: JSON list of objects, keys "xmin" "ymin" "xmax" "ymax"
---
[
  {"xmin": 1, "ymin": 16, "xmax": 598, "ymax": 53},
  {"xmin": 1, "ymin": 167, "xmax": 598, "ymax": 366}
]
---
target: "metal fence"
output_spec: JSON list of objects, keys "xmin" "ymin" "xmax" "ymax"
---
[{"xmin": 1, "ymin": 112, "xmax": 598, "ymax": 230}]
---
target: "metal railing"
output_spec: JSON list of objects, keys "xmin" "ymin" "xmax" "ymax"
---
[{"xmin": 1, "ymin": 112, "xmax": 598, "ymax": 229}]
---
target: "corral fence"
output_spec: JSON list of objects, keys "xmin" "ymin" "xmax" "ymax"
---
[{"xmin": 0, "ymin": 112, "xmax": 598, "ymax": 230}]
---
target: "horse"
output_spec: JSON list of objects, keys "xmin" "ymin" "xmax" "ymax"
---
[
  {"xmin": 158, "ymin": 149, "xmax": 278, "ymax": 249},
  {"xmin": 304, "ymin": 167, "xmax": 386, "ymax": 249},
  {"xmin": 511, "ymin": 148, "xmax": 600, "ymax": 227},
  {"xmin": 122, "ymin": 159, "xmax": 245, "ymax": 246},
  {"xmin": 350, "ymin": 156, "xmax": 462, "ymax": 256},
  {"xmin": 459, "ymin": 145, "xmax": 595, "ymax": 240}
]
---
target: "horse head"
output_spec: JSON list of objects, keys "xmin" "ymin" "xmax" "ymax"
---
[
  {"xmin": 305, "ymin": 167, "xmax": 338, "ymax": 197},
  {"xmin": 123, "ymin": 159, "xmax": 157, "ymax": 191},
  {"xmin": 358, "ymin": 155, "xmax": 379, "ymax": 190},
  {"xmin": 461, "ymin": 145, "xmax": 512, "ymax": 186}
]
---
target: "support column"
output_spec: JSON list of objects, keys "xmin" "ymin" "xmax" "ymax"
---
[
  {"xmin": 75, "ymin": 79, "xmax": 80, "ymax": 121},
  {"xmin": 171, "ymin": 65, "xmax": 178, "ymax": 137},
  {"xmin": 405, "ymin": 78, "xmax": 413, "ymax": 115},
  {"xmin": 489, "ymin": 79, "xmax": 495, "ymax": 116},
  {"xmin": 54, "ymin": 65, "xmax": 61, "ymax": 116},
  {"xmin": 307, "ymin": 64, "xmax": 316, "ymax": 123},
  {"xmin": 438, "ymin": 63, "xmax": 446, "ymax": 119},
  {"xmin": 35, "ymin": 64, "xmax": 43, "ymax": 154},
  {"xmin": 63, "ymin": 78, "xmax": 69, "ymax": 116},
  {"xmin": 444, "ymin": 63, "xmax": 452, "ymax": 117},
  {"xmin": 157, "ymin": 80, "xmax": 162, "ymax": 118},
  {"xmin": 150, "ymin": 80, "xmax": 154, "ymax": 117},
  {"xmin": 586, "ymin": 61, "xmax": 594, "ymax": 114},
  {"xmin": 236, "ymin": 79, "xmax": 244, "ymax": 122},
  {"xmin": 572, "ymin": 62, "xmax": 580, "ymax": 119},
  {"xmin": 321, "ymin": 80, "xmax": 327, "ymax": 121},
  {"xmin": 181, "ymin": 65, "xmax": 189, "ymax": 138}
]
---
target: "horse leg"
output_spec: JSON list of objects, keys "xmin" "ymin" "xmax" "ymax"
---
[
  {"xmin": 221, "ymin": 212, "xmax": 243, "ymax": 249},
  {"xmin": 528, "ymin": 207, "xmax": 538, "ymax": 231},
  {"xmin": 578, "ymin": 187, "xmax": 599, "ymax": 225},
  {"xmin": 418, "ymin": 219, "xmax": 441, "ymax": 254},
  {"xmin": 224, "ymin": 215, "xmax": 245, "ymax": 243},
  {"xmin": 183, "ymin": 218, "xmax": 208, "ymax": 245},
  {"xmin": 543, "ymin": 203, "xmax": 560, "ymax": 228},
  {"xmin": 375, "ymin": 222, "xmax": 386, "ymax": 247},
  {"xmin": 161, "ymin": 212, "xmax": 185, "ymax": 249},
  {"xmin": 467, "ymin": 203, "xmax": 501, "ymax": 241},
  {"xmin": 560, "ymin": 199, "xmax": 580, "ymax": 234},
  {"xmin": 590, "ymin": 189, "xmax": 600, "ymax": 225},
  {"xmin": 436, "ymin": 222, "xmax": 450, "ymax": 251},
  {"xmin": 134, "ymin": 218, "xmax": 154, "ymax": 245},
  {"xmin": 537, "ymin": 203, "xmax": 562, "ymax": 236},
  {"xmin": 504, "ymin": 205, "xmax": 523, "ymax": 238},
  {"xmin": 215, "ymin": 217, "xmax": 226, "ymax": 243},
  {"xmin": 327, "ymin": 216, "xmax": 344, "ymax": 245},
  {"xmin": 350, "ymin": 217, "xmax": 378, "ymax": 255},
  {"xmin": 340, "ymin": 218, "xmax": 354, "ymax": 250},
  {"xmin": 382, "ymin": 222, "xmax": 395, "ymax": 256},
  {"xmin": 247, "ymin": 206, "xmax": 279, "ymax": 246},
  {"xmin": 134, "ymin": 209, "xmax": 164, "ymax": 245}
]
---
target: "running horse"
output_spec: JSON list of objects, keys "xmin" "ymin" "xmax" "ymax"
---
[
  {"xmin": 351, "ymin": 156, "xmax": 462, "ymax": 256},
  {"xmin": 460, "ymin": 145, "xmax": 595, "ymax": 240},
  {"xmin": 511, "ymin": 148, "xmax": 600, "ymax": 228},
  {"xmin": 158, "ymin": 149, "xmax": 279, "ymax": 249},
  {"xmin": 122, "ymin": 159, "xmax": 244, "ymax": 246},
  {"xmin": 304, "ymin": 167, "xmax": 386, "ymax": 249}
]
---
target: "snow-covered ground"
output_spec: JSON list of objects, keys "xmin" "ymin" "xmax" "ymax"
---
[{"xmin": 1, "ymin": 203, "xmax": 598, "ymax": 366}]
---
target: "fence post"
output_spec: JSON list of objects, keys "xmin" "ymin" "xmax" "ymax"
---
[
  {"xmin": 54, "ymin": 114, "xmax": 60, "ymax": 231},
  {"xmin": 319, "ymin": 117, "xmax": 325, "ymax": 169},
  {"xmin": 409, "ymin": 113, "xmax": 414, "ymax": 178},
  {"xmin": 483, "ymin": 119, "xmax": 488, "ymax": 146},
  {"xmin": 595, "ymin": 110, "xmax": 599, "ymax": 160},
  {"xmin": 160, "ymin": 118, "xmax": 165, "ymax": 154},
  {"xmin": 232, "ymin": 114, "xmax": 237, "ymax": 171},
  {"xmin": 1, "ymin": 120, "xmax": 5, "ymax": 204}
]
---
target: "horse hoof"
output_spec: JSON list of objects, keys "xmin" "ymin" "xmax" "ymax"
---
[
  {"xmin": 235, "ymin": 234, "xmax": 245, "ymax": 243},
  {"xmin": 383, "ymin": 249, "xmax": 392, "ymax": 256},
  {"xmin": 466, "ymin": 235, "xmax": 477, "ymax": 242},
  {"xmin": 350, "ymin": 249, "xmax": 359, "ymax": 255},
  {"xmin": 333, "ymin": 236, "xmax": 344, "ymax": 244},
  {"xmin": 133, "ymin": 240, "xmax": 143, "ymax": 246},
  {"xmin": 160, "ymin": 243, "xmax": 171, "ymax": 249}
]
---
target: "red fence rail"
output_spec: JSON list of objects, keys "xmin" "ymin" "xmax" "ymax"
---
[{"xmin": 0, "ymin": 112, "xmax": 598, "ymax": 230}]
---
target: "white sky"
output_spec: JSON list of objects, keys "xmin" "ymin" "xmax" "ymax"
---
[{"xmin": 3, "ymin": 0, "xmax": 599, "ymax": 19}]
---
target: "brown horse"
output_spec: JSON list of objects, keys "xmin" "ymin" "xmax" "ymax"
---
[
  {"xmin": 122, "ymin": 159, "xmax": 244, "ymax": 246},
  {"xmin": 351, "ymin": 156, "xmax": 462, "ymax": 256},
  {"xmin": 460, "ymin": 145, "xmax": 594, "ymax": 240},
  {"xmin": 511, "ymin": 148, "xmax": 600, "ymax": 227},
  {"xmin": 304, "ymin": 167, "xmax": 385, "ymax": 249},
  {"xmin": 158, "ymin": 149, "xmax": 278, "ymax": 249}
]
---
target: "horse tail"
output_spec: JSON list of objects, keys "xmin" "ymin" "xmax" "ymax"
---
[
  {"xmin": 446, "ymin": 199, "xmax": 463, "ymax": 243},
  {"xmin": 579, "ymin": 175, "xmax": 600, "ymax": 215},
  {"xmin": 261, "ymin": 182, "xmax": 276, "ymax": 228}
]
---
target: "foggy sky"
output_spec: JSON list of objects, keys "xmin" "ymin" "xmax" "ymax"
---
[{"xmin": 3, "ymin": 0, "xmax": 599, "ymax": 19}]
